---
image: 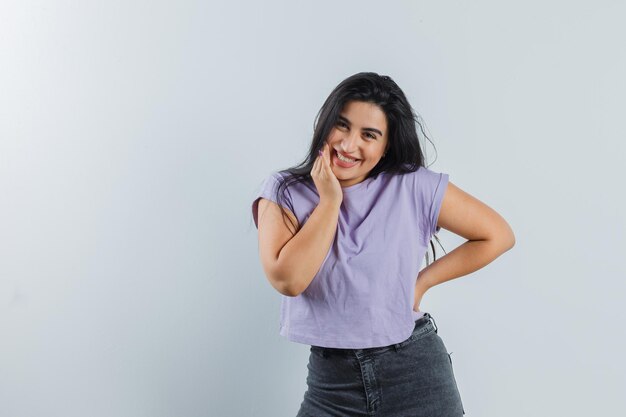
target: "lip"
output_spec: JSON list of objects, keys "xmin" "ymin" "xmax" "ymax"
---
[
  {"xmin": 333, "ymin": 149, "xmax": 361, "ymax": 168},
  {"xmin": 335, "ymin": 149, "xmax": 361, "ymax": 161}
]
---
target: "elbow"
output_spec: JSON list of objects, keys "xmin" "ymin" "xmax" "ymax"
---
[
  {"xmin": 280, "ymin": 273, "xmax": 307, "ymax": 297},
  {"xmin": 499, "ymin": 236, "xmax": 515, "ymax": 253},
  {"xmin": 495, "ymin": 225, "xmax": 516, "ymax": 252},
  {"xmin": 268, "ymin": 268, "xmax": 302, "ymax": 297},
  {"xmin": 275, "ymin": 279, "xmax": 301, "ymax": 297},
  {"xmin": 508, "ymin": 232, "xmax": 516, "ymax": 249},
  {"xmin": 282, "ymin": 286, "xmax": 302, "ymax": 297},
  {"xmin": 503, "ymin": 222, "xmax": 516, "ymax": 250},
  {"xmin": 483, "ymin": 222, "xmax": 516, "ymax": 252}
]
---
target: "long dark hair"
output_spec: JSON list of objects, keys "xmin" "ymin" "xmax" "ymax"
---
[{"xmin": 269, "ymin": 72, "xmax": 446, "ymax": 264}]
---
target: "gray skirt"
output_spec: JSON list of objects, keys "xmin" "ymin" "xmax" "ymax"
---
[{"xmin": 296, "ymin": 313, "xmax": 466, "ymax": 417}]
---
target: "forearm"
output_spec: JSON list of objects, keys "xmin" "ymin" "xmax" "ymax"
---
[
  {"xmin": 275, "ymin": 200, "xmax": 341, "ymax": 296},
  {"xmin": 416, "ymin": 239, "xmax": 513, "ymax": 292}
]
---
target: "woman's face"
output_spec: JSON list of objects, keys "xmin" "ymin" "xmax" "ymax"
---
[{"xmin": 326, "ymin": 100, "xmax": 389, "ymax": 188}]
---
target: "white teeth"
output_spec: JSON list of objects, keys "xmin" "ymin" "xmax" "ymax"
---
[{"xmin": 336, "ymin": 150, "xmax": 357, "ymax": 163}]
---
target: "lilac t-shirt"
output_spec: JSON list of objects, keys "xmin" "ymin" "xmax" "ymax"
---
[{"xmin": 251, "ymin": 166, "xmax": 449, "ymax": 349}]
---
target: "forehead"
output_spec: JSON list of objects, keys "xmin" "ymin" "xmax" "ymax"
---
[{"xmin": 340, "ymin": 101, "xmax": 387, "ymax": 131}]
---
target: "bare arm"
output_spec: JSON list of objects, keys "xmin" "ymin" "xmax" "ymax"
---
[
  {"xmin": 414, "ymin": 181, "xmax": 515, "ymax": 308},
  {"xmin": 257, "ymin": 198, "xmax": 341, "ymax": 297}
]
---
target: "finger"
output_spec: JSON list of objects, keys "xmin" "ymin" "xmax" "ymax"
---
[
  {"xmin": 319, "ymin": 150, "xmax": 329, "ymax": 174},
  {"xmin": 322, "ymin": 145, "xmax": 332, "ymax": 171},
  {"xmin": 325, "ymin": 143, "xmax": 332, "ymax": 166},
  {"xmin": 323, "ymin": 145, "xmax": 334, "ymax": 176},
  {"xmin": 317, "ymin": 149, "xmax": 324, "ymax": 168},
  {"xmin": 320, "ymin": 154, "xmax": 327, "ymax": 177},
  {"xmin": 324, "ymin": 142, "xmax": 329, "ymax": 166}
]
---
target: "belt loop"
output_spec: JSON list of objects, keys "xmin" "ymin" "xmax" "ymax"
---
[{"xmin": 428, "ymin": 313, "xmax": 438, "ymax": 333}]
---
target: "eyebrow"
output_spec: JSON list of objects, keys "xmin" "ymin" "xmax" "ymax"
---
[{"xmin": 337, "ymin": 115, "xmax": 384, "ymax": 137}]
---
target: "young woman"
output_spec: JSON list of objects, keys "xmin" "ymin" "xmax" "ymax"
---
[{"xmin": 252, "ymin": 72, "xmax": 515, "ymax": 416}]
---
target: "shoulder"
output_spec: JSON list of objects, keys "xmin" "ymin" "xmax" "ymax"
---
[
  {"xmin": 415, "ymin": 166, "xmax": 449, "ymax": 189},
  {"xmin": 389, "ymin": 165, "xmax": 447, "ymax": 186},
  {"xmin": 261, "ymin": 170, "xmax": 293, "ymax": 192},
  {"xmin": 268, "ymin": 170, "xmax": 300, "ymax": 185},
  {"xmin": 415, "ymin": 165, "xmax": 446, "ymax": 180},
  {"xmin": 266, "ymin": 170, "xmax": 287, "ymax": 184},
  {"xmin": 269, "ymin": 170, "xmax": 315, "ymax": 193}
]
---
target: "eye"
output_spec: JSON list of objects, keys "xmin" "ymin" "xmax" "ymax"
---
[{"xmin": 337, "ymin": 121, "xmax": 376, "ymax": 140}]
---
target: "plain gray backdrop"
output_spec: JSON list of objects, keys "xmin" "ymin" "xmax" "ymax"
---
[{"xmin": 1, "ymin": 0, "xmax": 624, "ymax": 416}]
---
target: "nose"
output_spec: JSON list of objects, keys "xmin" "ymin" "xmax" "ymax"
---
[{"xmin": 339, "ymin": 130, "xmax": 360, "ymax": 153}]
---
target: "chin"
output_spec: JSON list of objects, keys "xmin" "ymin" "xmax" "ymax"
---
[{"xmin": 332, "ymin": 169, "xmax": 355, "ymax": 179}]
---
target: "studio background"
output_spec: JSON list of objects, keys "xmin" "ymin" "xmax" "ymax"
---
[{"xmin": 1, "ymin": 1, "xmax": 624, "ymax": 416}]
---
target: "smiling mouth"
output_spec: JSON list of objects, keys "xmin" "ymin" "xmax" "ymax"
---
[{"xmin": 333, "ymin": 149, "xmax": 361, "ymax": 167}]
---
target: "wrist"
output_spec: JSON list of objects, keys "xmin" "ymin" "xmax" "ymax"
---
[{"xmin": 318, "ymin": 198, "xmax": 342, "ymax": 211}]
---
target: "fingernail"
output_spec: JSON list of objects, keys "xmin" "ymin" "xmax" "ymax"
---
[{"xmin": 318, "ymin": 150, "xmax": 323, "ymax": 156}]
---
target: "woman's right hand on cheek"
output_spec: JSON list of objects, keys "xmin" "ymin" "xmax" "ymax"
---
[{"xmin": 311, "ymin": 142, "xmax": 343, "ymax": 207}]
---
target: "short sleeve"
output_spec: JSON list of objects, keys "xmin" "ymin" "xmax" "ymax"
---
[
  {"xmin": 428, "ymin": 172, "xmax": 449, "ymax": 236},
  {"xmin": 415, "ymin": 167, "xmax": 450, "ymax": 239},
  {"xmin": 251, "ymin": 171, "xmax": 295, "ymax": 229}
]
